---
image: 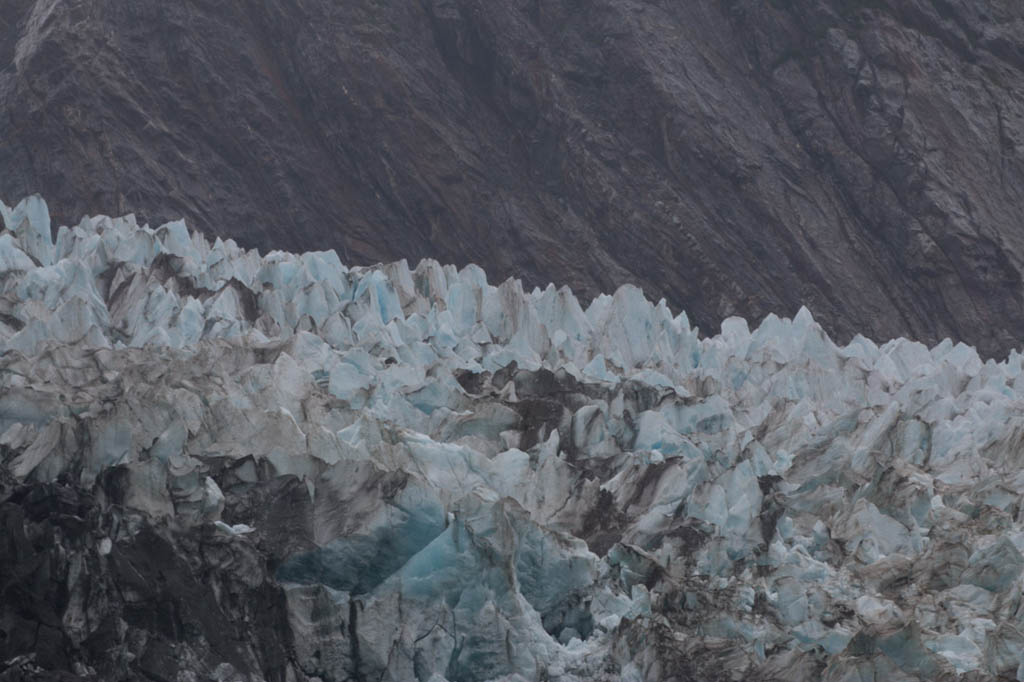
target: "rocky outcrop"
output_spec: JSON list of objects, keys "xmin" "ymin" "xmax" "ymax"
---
[
  {"xmin": 0, "ymin": 480, "xmax": 299, "ymax": 681},
  {"xmin": 1, "ymin": 1, "xmax": 1023, "ymax": 356}
]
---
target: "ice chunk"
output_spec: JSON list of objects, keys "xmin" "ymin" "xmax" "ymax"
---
[
  {"xmin": 9, "ymin": 421, "xmax": 62, "ymax": 479},
  {"xmin": 202, "ymin": 476, "xmax": 225, "ymax": 521},
  {"xmin": 855, "ymin": 595, "xmax": 904, "ymax": 627},
  {"xmin": 774, "ymin": 577, "xmax": 809, "ymax": 626},
  {"xmin": 328, "ymin": 362, "xmax": 373, "ymax": 408},
  {"xmin": 633, "ymin": 410, "xmax": 696, "ymax": 457},
  {"xmin": 926, "ymin": 633, "xmax": 983, "ymax": 674},
  {"xmin": 961, "ymin": 537, "xmax": 1024, "ymax": 592},
  {"xmin": 582, "ymin": 354, "xmax": 616, "ymax": 382},
  {"xmin": 0, "ymin": 233, "xmax": 37, "ymax": 272},
  {"xmin": 7, "ymin": 195, "xmax": 54, "ymax": 266},
  {"xmin": 832, "ymin": 499, "xmax": 911, "ymax": 563},
  {"xmin": 215, "ymin": 521, "xmax": 255, "ymax": 535},
  {"xmin": 158, "ymin": 219, "xmax": 193, "ymax": 258}
]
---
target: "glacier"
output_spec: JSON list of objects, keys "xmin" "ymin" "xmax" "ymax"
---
[{"xmin": 3, "ymin": 195, "xmax": 1024, "ymax": 680}]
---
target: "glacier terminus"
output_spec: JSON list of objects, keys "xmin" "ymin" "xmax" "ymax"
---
[{"xmin": 2, "ymin": 195, "xmax": 1024, "ymax": 681}]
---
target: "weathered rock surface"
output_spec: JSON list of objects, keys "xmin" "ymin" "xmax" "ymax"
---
[
  {"xmin": 5, "ymin": 197, "xmax": 1024, "ymax": 680},
  {"xmin": 1, "ymin": 0, "xmax": 1023, "ymax": 356}
]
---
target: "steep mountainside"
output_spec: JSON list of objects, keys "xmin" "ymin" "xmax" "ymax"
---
[{"xmin": 1, "ymin": 0, "xmax": 1023, "ymax": 355}]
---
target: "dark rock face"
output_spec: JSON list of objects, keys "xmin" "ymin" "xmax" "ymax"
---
[
  {"xmin": 1, "ymin": 0, "xmax": 1023, "ymax": 356},
  {"xmin": 0, "ymin": 477, "xmax": 302, "ymax": 681}
]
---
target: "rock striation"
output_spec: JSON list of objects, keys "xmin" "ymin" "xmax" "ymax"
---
[
  {"xmin": 4, "ymin": 196, "xmax": 1024, "ymax": 680},
  {"xmin": 1, "ymin": 1, "xmax": 1024, "ymax": 355}
]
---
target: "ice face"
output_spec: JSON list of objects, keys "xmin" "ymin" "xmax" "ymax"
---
[
  {"xmin": 6, "ymin": 195, "xmax": 1024, "ymax": 680},
  {"xmin": 5, "ymin": 194, "xmax": 54, "ymax": 267}
]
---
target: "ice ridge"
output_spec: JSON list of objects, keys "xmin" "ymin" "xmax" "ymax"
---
[{"xmin": 3, "ymin": 195, "xmax": 1024, "ymax": 681}]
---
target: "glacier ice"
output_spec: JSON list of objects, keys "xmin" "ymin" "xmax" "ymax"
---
[{"xmin": 4, "ymin": 195, "xmax": 1024, "ymax": 680}]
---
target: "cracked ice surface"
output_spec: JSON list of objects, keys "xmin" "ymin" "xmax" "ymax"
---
[{"xmin": 4, "ymin": 195, "xmax": 1024, "ymax": 680}]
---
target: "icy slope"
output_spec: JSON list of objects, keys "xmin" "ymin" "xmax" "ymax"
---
[{"xmin": 3, "ymin": 195, "xmax": 1024, "ymax": 680}]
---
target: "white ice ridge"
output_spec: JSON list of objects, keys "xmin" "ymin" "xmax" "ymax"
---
[{"xmin": 4, "ymin": 194, "xmax": 1024, "ymax": 681}]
